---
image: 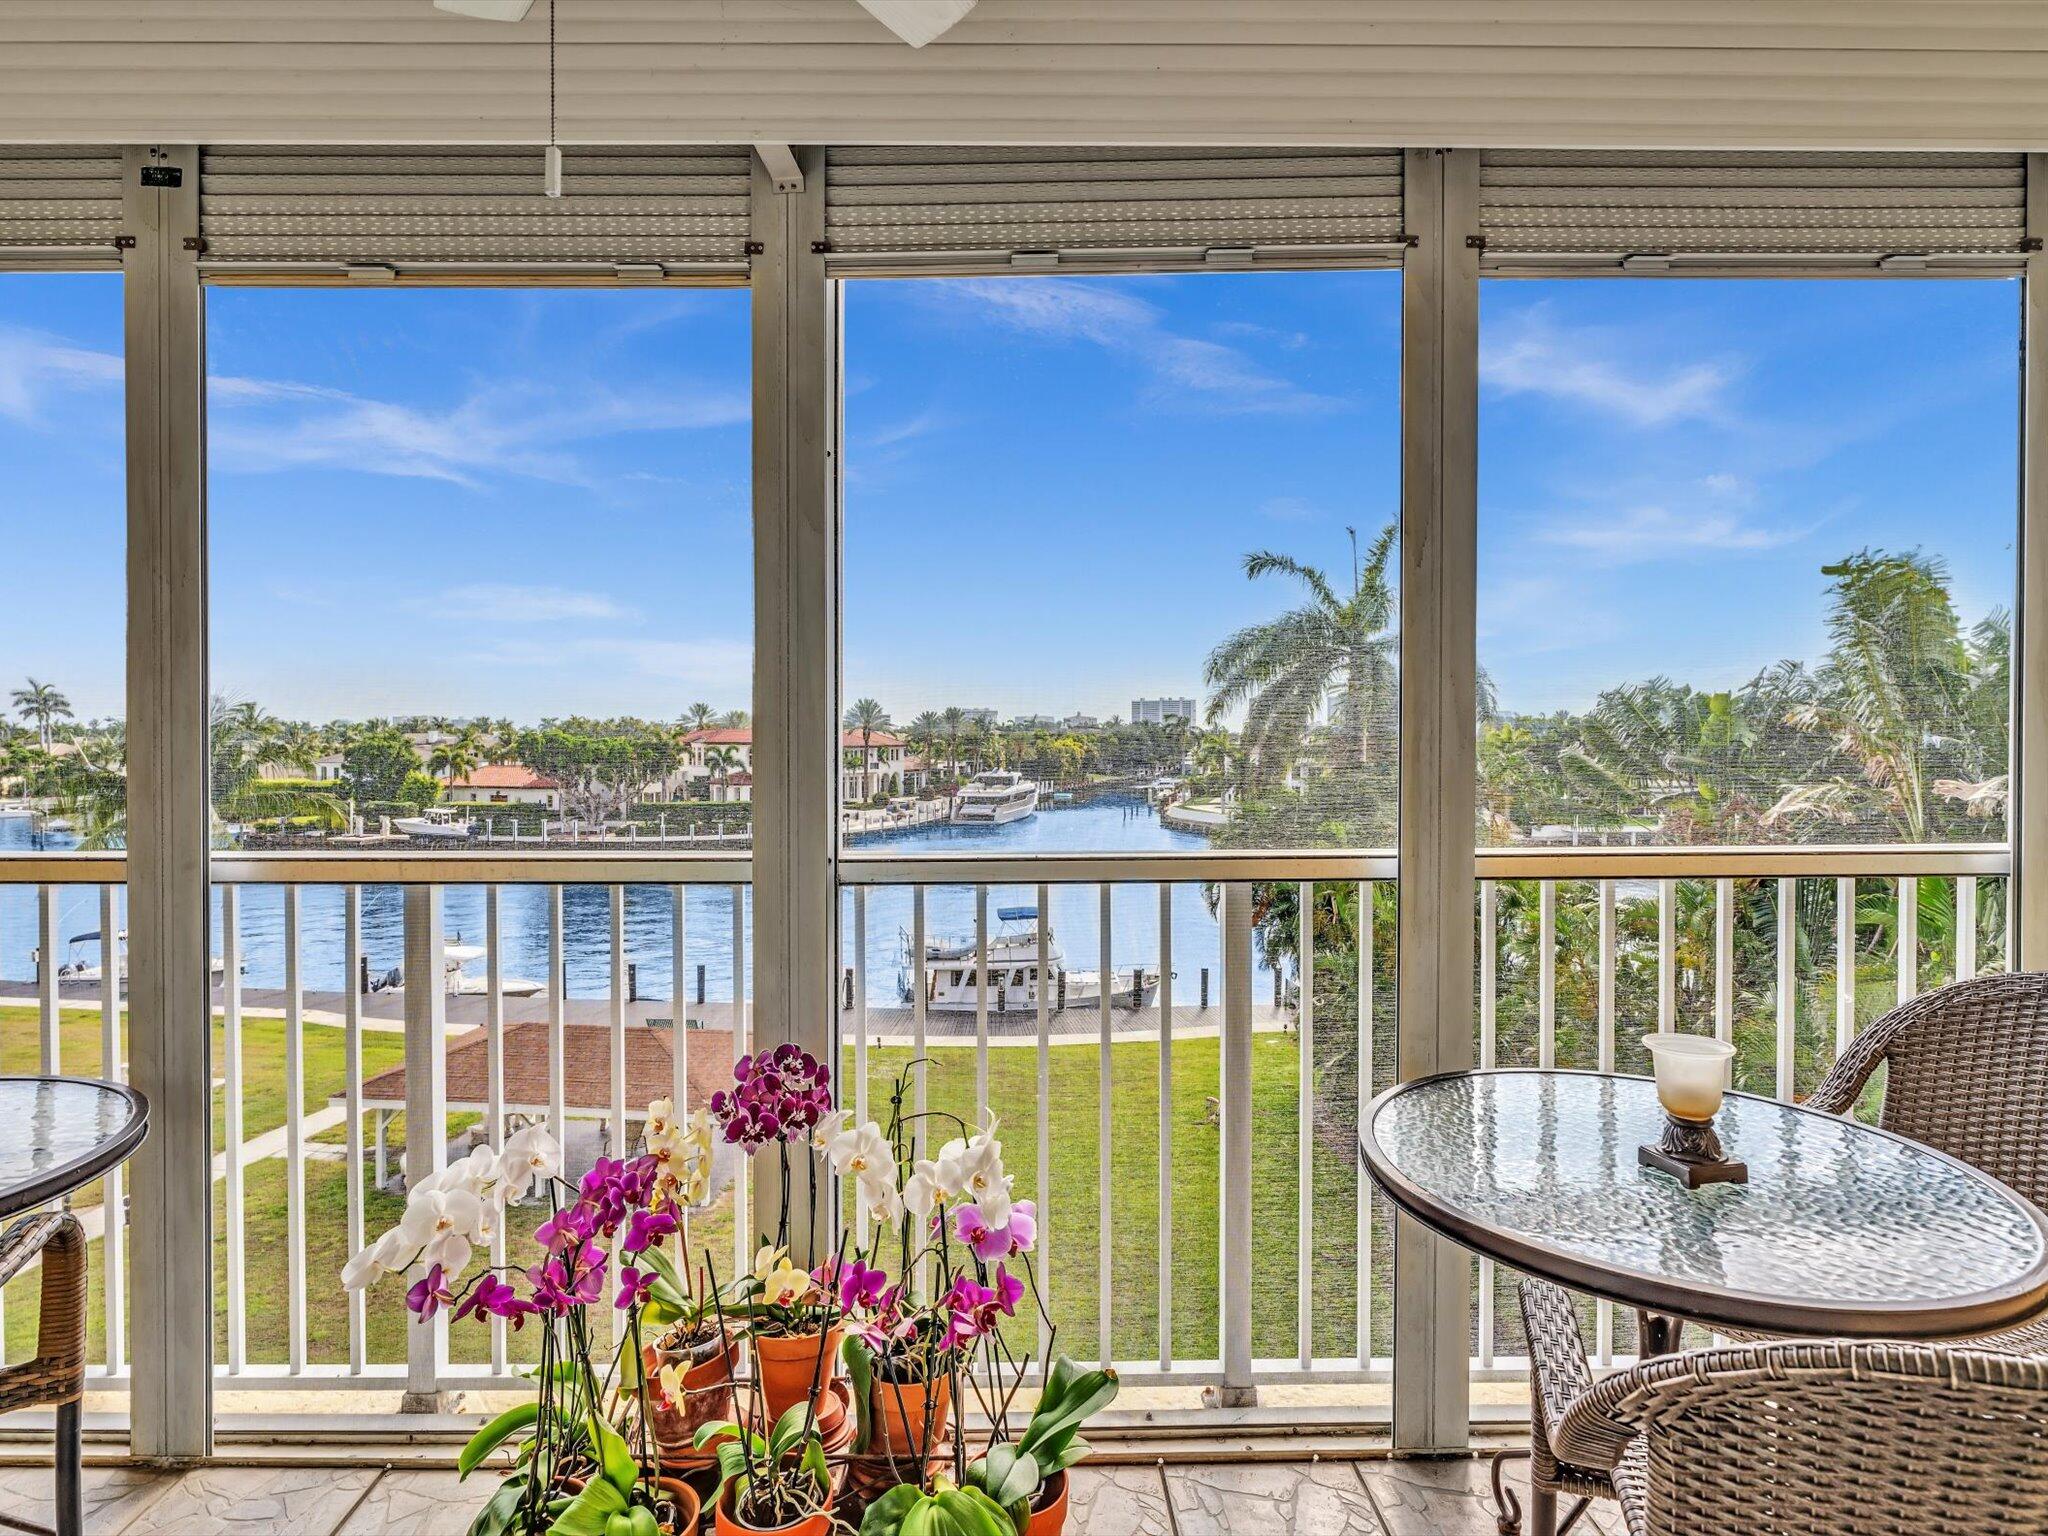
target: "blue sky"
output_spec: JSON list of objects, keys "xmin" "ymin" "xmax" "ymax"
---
[{"xmin": 0, "ymin": 268, "xmax": 2021, "ymax": 727}]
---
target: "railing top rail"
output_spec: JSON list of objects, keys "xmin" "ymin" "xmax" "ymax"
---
[
  {"xmin": 1475, "ymin": 843, "xmax": 2010, "ymax": 879},
  {"xmin": 0, "ymin": 842, "xmax": 2009, "ymax": 887},
  {"xmin": 0, "ymin": 852, "xmax": 755, "ymax": 885},
  {"xmin": 838, "ymin": 850, "xmax": 1401, "ymax": 883}
]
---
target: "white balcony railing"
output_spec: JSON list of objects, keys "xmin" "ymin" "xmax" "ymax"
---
[{"xmin": 0, "ymin": 842, "xmax": 2012, "ymax": 1418}]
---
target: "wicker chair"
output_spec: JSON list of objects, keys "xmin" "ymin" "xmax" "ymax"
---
[
  {"xmin": 1519, "ymin": 1278, "xmax": 2048, "ymax": 1535},
  {"xmin": 0, "ymin": 1211, "xmax": 88, "ymax": 1536},
  {"xmin": 1744, "ymin": 970, "xmax": 2048, "ymax": 1353}
]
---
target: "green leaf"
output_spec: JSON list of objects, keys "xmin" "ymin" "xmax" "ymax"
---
[
  {"xmin": 591, "ymin": 1414, "xmax": 638, "ymax": 1497},
  {"xmin": 458, "ymin": 1402, "xmax": 540, "ymax": 1479},
  {"xmin": 636, "ymin": 1243, "xmax": 687, "ymax": 1296},
  {"xmin": 693, "ymin": 1418, "xmax": 749, "ymax": 1452},
  {"xmin": 767, "ymin": 1400, "xmax": 813, "ymax": 1463},
  {"xmin": 843, "ymin": 1335, "xmax": 875, "ymax": 1455},
  {"xmin": 859, "ymin": 1483, "xmax": 924, "ymax": 1536},
  {"xmin": 545, "ymin": 1475, "xmax": 627, "ymax": 1536},
  {"xmin": 464, "ymin": 1475, "xmax": 527, "ymax": 1536},
  {"xmin": 991, "ymin": 1448, "xmax": 1040, "ymax": 1509}
]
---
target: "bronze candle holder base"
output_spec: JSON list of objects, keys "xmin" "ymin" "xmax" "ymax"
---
[{"xmin": 1638, "ymin": 1111, "xmax": 1748, "ymax": 1188}]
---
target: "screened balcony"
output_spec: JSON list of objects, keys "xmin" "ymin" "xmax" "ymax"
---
[{"xmin": 4, "ymin": 4, "xmax": 2048, "ymax": 1535}]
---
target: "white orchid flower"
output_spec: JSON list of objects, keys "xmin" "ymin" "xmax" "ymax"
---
[
  {"xmin": 828, "ymin": 1120, "xmax": 892, "ymax": 1183},
  {"xmin": 496, "ymin": 1124, "xmax": 561, "ymax": 1204},
  {"xmin": 810, "ymin": 1107, "xmax": 851, "ymax": 1153},
  {"xmin": 903, "ymin": 1165, "xmax": 943, "ymax": 1220},
  {"xmin": 860, "ymin": 1167, "xmax": 905, "ymax": 1225},
  {"xmin": 395, "ymin": 1185, "xmax": 484, "ymax": 1279},
  {"xmin": 955, "ymin": 1135, "xmax": 1012, "ymax": 1225},
  {"xmin": 341, "ymin": 1225, "xmax": 406, "ymax": 1291}
]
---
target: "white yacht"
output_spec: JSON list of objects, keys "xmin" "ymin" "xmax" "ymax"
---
[
  {"xmin": 900, "ymin": 904, "xmax": 1160, "ymax": 1014},
  {"xmin": 393, "ymin": 805, "xmax": 473, "ymax": 840},
  {"xmin": 442, "ymin": 938, "xmax": 545, "ymax": 997},
  {"xmin": 951, "ymin": 770, "xmax": 1038, "ymax": 826}
]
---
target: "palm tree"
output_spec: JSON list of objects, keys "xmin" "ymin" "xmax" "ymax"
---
[
  {"xmin": 939, "ymin": 707, "xmax": 965, "ymax": 776},
  {"xmin": 906, "ymin": 710, "xmax": 943, "ymax": 784},
  {"xmin": 1202, "ymin": 524, "xmax": 1398, "ymax": 787},
  {"xmin": 843, "ymin": 697, "xmax": 891, "ymax": 802},
  {"xmin": 12, "ymin": 678, "xmax": 72, "ymax": 750},
  {"xmin": 1767, "ymin": 550, "xmax": 1973, "ymax": 841},
  {"xmin": 428, "ymin": 726, "xmax": 484, "ymax": 784},
  {"xmin": 684, "ymin": 702, "xmax": 715, "ymax": 734},
  {"xmin": 719, "ymin": 708, "xmax": 750, "ymax": 729},
  {"xmin": 704, "ymin": 745, "xmax": 741, "ymax": 800}
]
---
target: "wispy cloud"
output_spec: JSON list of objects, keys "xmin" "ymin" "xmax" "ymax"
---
[
  {"xmin": 1536, "ymin": 502, "xmax": 1805, "ymax": 566},
  {"xmin": 861, "ymin": 408, "xmax": 948, "ymax": 449},
  {"xmin": 0, "ymin": 326, "xmax": 121, "ymax": 424},
  {"xmin": 208, "ymin": 373, "xmax": 747, "ymax": 488},
  {"xmin": 422, "ymin": 584, "xmax": 638, "ymax": 624},
  {"xmin": 935, "ymin": 279, "xmax": 1339, "ymax": 415},
  {"xmin": 1481, "ymin": 308, "xmax": 1736, "ymax": 427}
]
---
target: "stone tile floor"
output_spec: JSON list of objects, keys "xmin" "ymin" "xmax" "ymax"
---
[{"xmin": 0, "ymin": 1455, "xmax": 1633, "ymax": 1535}]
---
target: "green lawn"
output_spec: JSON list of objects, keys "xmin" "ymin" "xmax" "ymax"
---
[{"xmin": 3, "ymin": 1022, "xmax": 1392, "ymax": 1370}]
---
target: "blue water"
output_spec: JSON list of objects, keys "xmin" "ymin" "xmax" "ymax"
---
[{"xmin": 0, "ymin": 796, "xmax": 1270, "ymax": 1002}]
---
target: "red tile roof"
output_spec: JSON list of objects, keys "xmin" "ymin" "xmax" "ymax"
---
[
  {"xmin": 361, "ymin": 1019, "xmax": 734, "ymax": 1112},
  {"xmin": 448, "ymin": 764, "xmax": 561, "ymax": 791}
]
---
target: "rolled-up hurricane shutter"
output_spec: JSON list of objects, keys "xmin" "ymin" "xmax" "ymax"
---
[
  {"xmin": 0, "ymin": 145, "xmax": 124, "ymax": 257},
  {"xmin": 197, "ymin": 145, "xmax": 752, "ymax": 271},
  {"xmin": 1479, "ymin": 151, "xmax": 2027, "ymax": 263},
  {"xmin": 823, "ymin": 146, "xmax": 1404, "ymax": 265}
]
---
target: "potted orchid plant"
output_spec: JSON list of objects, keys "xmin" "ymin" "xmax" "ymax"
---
[
  {"xmin": 711, "ymin": 1044, "xmax": 849, "ymax": 1425},
  {"xmin": 341, "ymin": 1101, "xmax": 718, "ymax": 1536}
]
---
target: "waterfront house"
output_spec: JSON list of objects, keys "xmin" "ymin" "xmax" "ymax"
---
[{"xmin": 442, "ymin": 764, "xmax": 563, "ymax": 813}]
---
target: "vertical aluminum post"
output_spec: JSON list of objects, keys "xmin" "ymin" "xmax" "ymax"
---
[
  {"xmin": 123, "ymin": 143, "xmax": 212, "ymax": 1462},
  {"xmin": 1392, "ymin": 146, "xmax": 1479, "ymax": 1452},
  {"xmin": 751, "ymin": 146, "xmax": 838, "ymax": 1259},
  {"xmin": 1215, "ymin": 880, "xmax": 1257, "ymax": 1406},
  {"xmin": 401, "ymin": 884, "xmax": 449, "ymax": 1411}
]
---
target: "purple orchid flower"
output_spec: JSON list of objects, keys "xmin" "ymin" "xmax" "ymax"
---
[
  {"xmin": 616, "ymin": 1264, "xmax": 658, "ymax": 1311},
  {"xmin": 623, "ymin": 1207, "xmax": 678, "ymax": 1256},
  {"xmin": 406, "ymin": 1263, "xmax": 454, "ymax": 1319}
]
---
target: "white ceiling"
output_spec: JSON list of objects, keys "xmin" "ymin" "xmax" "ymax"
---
[{"xmin": 2, "ymin": 0, "xmax": 2046, "ymax": 150}]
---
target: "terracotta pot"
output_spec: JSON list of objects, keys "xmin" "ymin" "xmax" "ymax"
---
[
  {"xmin": 752, "ymin": 1325, "xmax": 845, "ymax": 1425},
  {"xmin": 645, "ymin": 1329, "xmax": 739, "ymax": 1457},
  {"xmin": 556, "ymin": 1474, "xmax": 703, "ymax": 1536},
  {"xmin": 868, "ymin": 1372, "xmax": 952, "ymax": 1462},
  {"xmin": 713, "ymin": 1479, "xmax": 834, "ymax": 1536},
  {"xmin": 651, "ymin": 1475, "xmax": 704, "ymax": 1536},
  {"xmin": 1027, "ymin": 1469, "xmax": 1069, "ymax": 1536}
]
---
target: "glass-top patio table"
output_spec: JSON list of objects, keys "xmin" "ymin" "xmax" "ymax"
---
[
  {"xmin": 1360, "ymin": 1069, "xmax": 2048, "ymax": 1344},
  {"xmin": 0, "ymin": 1076, "xmax": 147, "ymax": 1536}
]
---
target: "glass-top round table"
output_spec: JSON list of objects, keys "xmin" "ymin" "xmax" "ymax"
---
[
  {"xmin": 1361, "ymin": 1068, "xmax": 2048, "ymax": 1339},
  {"xmin": 0, "ymin": 1076, "xmax": 149, "ymax": 1219}
]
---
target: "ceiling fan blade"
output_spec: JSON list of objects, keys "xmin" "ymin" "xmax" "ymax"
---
[
  {"xmin": 854, "ymin": 0, "xmax": 977, "ymax": 48},
  {"xmin": 433, "ymin": 0, "xmax": 537, "ymax": 20}
]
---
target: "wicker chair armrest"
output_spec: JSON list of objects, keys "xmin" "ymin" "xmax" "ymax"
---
[
  {"xmin": 0, "ymin": 1212, "xmax": 73, "ymax": 1287},
  {"xmin": 1518, "ymin": 1280, "xmax": 1618, "ymax": 1470},
  {"xmin": 1803, "ymin": 999, "xmax": 1898, "ymax": 1115},
  {"xmin": 0, "ymin": 1211, "xmax": 87, "ymax": 1415}
]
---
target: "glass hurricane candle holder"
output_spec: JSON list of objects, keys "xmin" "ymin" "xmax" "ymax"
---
[{"xmin": 1637, "ymin": 1033, "xmax": 1747, "ymax": 1188}]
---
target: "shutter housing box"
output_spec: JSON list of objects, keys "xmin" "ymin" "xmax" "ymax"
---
[
  {"xmin": 197, "ymin": 145, "xmax": 752, "ymax": 274},
  {"xmin": 1479, "ymin": 150, "xmax": 2028, "ymax": 268}
]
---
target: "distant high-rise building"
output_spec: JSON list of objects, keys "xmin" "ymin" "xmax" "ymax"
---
[
  {"xmin": 954, "ymin": 707, "xmax": 998, "ymax": 726},
  {"xmin": 1131, "ymin": 696, "xmax": 1197, "ymax": 727}
]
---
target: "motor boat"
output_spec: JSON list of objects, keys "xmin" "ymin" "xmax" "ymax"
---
[
  {"xmin": 951, "ymin": 770, "xmax": 1038, "ymax": 826},
  {"xmin": 394, "ymin": 805, "xmax": 473, "ymax": 840},
  {"xmin": 899, "ymin": 904, "xmax": 1160, "ymax": 1013}
]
